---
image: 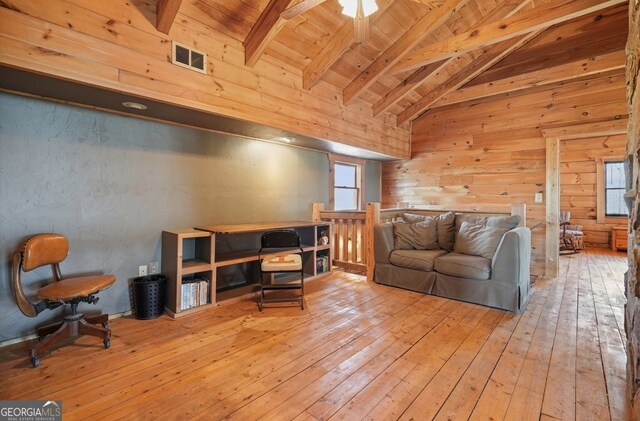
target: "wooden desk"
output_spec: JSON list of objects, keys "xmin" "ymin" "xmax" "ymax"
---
[
  {"xmin": 612, "ymin": 226, "xmax": 628, "ymax": 251},
  {"xmin": 162, "ymin": 221, "xmax": 332, "ymax": 317}
]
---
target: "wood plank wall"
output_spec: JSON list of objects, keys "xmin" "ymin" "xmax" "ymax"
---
[
  {"xmin": 0, "ymin": 0, "xmax": 410, "ymax": 159},
  {"xmin": 383, "ymin": 71, "xmax": 628, "ymax": 277},
  {"xmin": 560, "ymin": 134, "xmax": 627, "ymax": 248}
]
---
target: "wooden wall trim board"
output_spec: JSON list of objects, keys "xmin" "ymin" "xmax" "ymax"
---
[
  {"xmin": 0, "ymin": 2, "xmax": 411, "ymax": 159},
  {"xmin": 545, "ymin": 137, "xmax": 560, "ymax": 278}
]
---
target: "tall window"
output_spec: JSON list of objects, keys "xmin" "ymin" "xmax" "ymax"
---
[
  {"xmin": 328, "ymin": 154, "xmax": 365, "ymax": 211},
  {"xmin": 604, "ymin": 161, "xmax": 628, "ymax": 217},
  {"xmin": 334, "ymin": 162, "xmax": 360, "ymax": 210}
]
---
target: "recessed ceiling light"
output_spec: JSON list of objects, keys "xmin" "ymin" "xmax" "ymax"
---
[
  {"xmin": 121, "ymin": 101, "xmax": 148, "ymax": 110},
  {"xmin": 278, "ymin": 136, "xmax": 295, "ymax": 143}
]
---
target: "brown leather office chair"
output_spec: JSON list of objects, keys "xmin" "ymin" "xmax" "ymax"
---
[{"xmin": 12, "ymin": 233, "xmax": 116, "ymax": 367}]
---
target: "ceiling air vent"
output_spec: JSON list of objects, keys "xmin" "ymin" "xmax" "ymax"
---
[{"xmin": 171, "ymin": 41, "xmax": 207, "ymax": 74}]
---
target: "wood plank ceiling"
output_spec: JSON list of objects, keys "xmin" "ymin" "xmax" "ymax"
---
[{"xmin": 161, "ymin": 0, "xmax": 628, "ymax": 129}]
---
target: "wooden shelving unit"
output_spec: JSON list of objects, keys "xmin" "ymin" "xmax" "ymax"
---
[{"xmin": 162, "ymin": 221, "xmax": 332, "ymax": 318}]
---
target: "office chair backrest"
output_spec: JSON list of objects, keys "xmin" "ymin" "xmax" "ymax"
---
[
  {"xmin": 21, "ymin": 234, "xmax": 69, "ymax": 272},
  {"xmin": 261, "ymin": 230, "xmax": 300, "ymax": 249}
]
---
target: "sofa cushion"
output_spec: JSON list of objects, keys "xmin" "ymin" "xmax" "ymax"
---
[
  {"xmin": 403, "ymin": 211, "xmax": 456, "ymax": 251},
  {"xmin": 393, "ymin": 219, "xmax": 438, "ymax": 250},
  {"xmin": 455, "ymin": 214, "xmax": 520, "ymax": 234},
  {"xmin": 434, "ymin": 252, "xmax": 491, "ymax": 280},
  {"xmin": 454, "ymin": 221, "xmax": 509, "ymax": 260},
  {"xmin": 390, "ymin": 249, "xmax": 448, "ymax": 272}
]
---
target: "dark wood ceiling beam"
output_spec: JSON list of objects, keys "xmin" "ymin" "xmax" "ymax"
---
[
  {"xmin": 342, "ymin": 0, "xmax": 471, "ymax": 105},
  {"xmin": 156, "ymin": 0, "xmax": 183, "ymax": 34},
  {"xmin": 390, "ymin": 0, "xmax": 627, "ymax": 75},
  {"xmin": 396, "ymin": 30, "xmax": 543, "ymax": 125},
  {"xmin": 302, "ymin": 0, "xmax": 395, "ymax": 91},
  {"xmin": 244, "ymin": 0, "xmax": 295, "ymax": 67},
  {"xmin": 432, "ymin": 50, "xmax": 626, "ymax": 108},
  {"xmin": 371, "ymin": 0, "xmax": 531, "ymax": 117}
]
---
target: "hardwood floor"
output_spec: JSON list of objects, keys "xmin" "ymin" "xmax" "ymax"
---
[{"xmin": 0, "ymin": 249, "xmax": 631, "ymax": 420}]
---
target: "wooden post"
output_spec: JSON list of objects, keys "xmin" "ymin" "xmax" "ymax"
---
[
  {"xmin": 545, "ymin": 137, "xmax": 560, "ymax": 279},
  {"xmin": 365, "ymin": 202, "xmax": 381, "ymax": 282},
  {"xmin": 511, "ymin": 202, "xmax": 527, "ymax": 227},
  {"xmin": 312, "ymin": 202, "xmax": 325, "ymax": 222}
]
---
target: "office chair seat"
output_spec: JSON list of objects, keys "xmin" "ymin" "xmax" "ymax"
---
[
  {"xmin": 261, "ymin": 254, "xmax": 302, "ymax": 272},
  {"xmin": 37, "ymin": 275, "xmax": 116, "ymax": 301}
]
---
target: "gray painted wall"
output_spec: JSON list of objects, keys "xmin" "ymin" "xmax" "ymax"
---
[{"xmin": 0, "ymin": 93, "xmax": 381, "ymax": 341}]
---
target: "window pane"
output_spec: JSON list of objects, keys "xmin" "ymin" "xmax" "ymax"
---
[
  {"xmin": 605, "ymin": 162, "xmax": 625, "ymax": 188},
  {"xmin": 606, "ymin": 188, "xmax": 628, "ymax": 216},
  {"xmin": 335, "ymin": 188, "xmax": 358, "ymax": 210},
  {"xmin": 335, "ymin": 163, "xmax": 356, "ymax": 188}
]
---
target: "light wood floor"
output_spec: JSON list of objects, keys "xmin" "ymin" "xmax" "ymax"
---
[{"xmin": 0, "ymin": 248, "xmax": 631, "ymax": 420}]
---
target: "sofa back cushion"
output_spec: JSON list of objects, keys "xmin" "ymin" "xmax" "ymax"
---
[
  {"xmin": 393, "ymin": 219, "xmax": 438, "ymax": 250},
  {"xmin": 455, "ymin": 214, "xmax": 520, "ymax": 234},
  {"xmin": 403, "ymin": 211, "xmax": 456, "ymax": 251},
  {"xmin": 454, "ymin": 221, "xmax": 509, "ymax": 259}
]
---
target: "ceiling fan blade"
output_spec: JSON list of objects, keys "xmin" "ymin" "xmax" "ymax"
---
[
  {"xmin": 354, "ymin": 14, "xmax": 369, "ymax": 44},
  {"xmin": 281, "ymin": 0, "xmax": 329, "ymax": 20}
]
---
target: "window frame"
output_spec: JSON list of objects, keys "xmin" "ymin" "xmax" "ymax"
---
[
  {"xmin": 596, "ymin": 157, "xmax": 628, "ymax": 224},
  {"xmin": 328, "ymin": 153, "xmax": 365, "ymax": 211}
]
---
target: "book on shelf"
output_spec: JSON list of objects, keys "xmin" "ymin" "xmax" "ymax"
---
[
  {"xmin": 316, "ymin": 255, "xmax": 329, "ymax": 273},
  {"xmin": 181, "ymin": 278, "xmax": 209, "ymax": 310}
]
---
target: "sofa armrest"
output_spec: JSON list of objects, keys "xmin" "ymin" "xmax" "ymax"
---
[
  {"xmin": 491, "ymin": 227, "xmax": 531, "ymax": 286},
  {"xmin": 374, "ymin": 223, "xmax": 395, "ymax": 265}
]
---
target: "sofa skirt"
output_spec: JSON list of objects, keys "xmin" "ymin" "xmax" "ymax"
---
[{"xmin": 374, "ymin": 263, "xmax": 437, "ymax": 294}]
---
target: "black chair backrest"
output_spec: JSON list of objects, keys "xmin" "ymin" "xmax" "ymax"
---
[{"xmin": 261, "ymin": 230, "xmax": 300, "ymax": 249}]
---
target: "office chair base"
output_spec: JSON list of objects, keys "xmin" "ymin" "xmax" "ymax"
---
[{"xmin": 30, "ymin": 314, "xmax": 111, "ymax": 367}]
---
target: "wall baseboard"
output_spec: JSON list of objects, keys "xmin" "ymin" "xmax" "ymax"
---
[{"xmin": 0, "ymin": 310, "xmax": 133, "ymax": 348}]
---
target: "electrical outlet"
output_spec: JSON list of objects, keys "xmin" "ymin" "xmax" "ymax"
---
[
  {"xmin": 535, "ymin": 192, "xmax": 543, "ymax": 203},
  {"xmin": 148, "ymin": 261, "xmax": 159, "ymax": 275},
  {"xmin": 138, "ymin": 265, "xmax": 148, "ymax": 277}
]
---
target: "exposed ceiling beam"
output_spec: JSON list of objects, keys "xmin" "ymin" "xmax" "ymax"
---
[
  {"xmin": 372, "ymin": 60, "xmax": 446, "ymax": 117},
  {"xmin": 372, "ymin": 0, "xmax": 531, "ymax": 117},
  {"xmin": 396, "ymin": 30, "xmax": 543, "ymax": 126},
  {"xmin": 281, "ymin": 0, "xmax": 328, "ymax": 20},
  {"xmin": 433, "ymin": 50, "xmax": 626, "ymax": 108},
  {"xmin": 156, "ymin": 0, "xmax": 183, "ymax": 34},
  {"xmin": 244, "ymin": 0, "xmax": 295, "ymax": 67},
  {"xmin": 390, "ymin": 0, "xmax": 627, "ymax": 75},
  {"xmin": 342, "ymin": 0, "xmax": 471, "ymax": 105},
  {"xmin": 302, "ymin": 0, "xmax": 395, "ymax": 90}
]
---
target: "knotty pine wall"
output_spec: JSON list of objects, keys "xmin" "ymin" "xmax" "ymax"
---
[
  {"xmin": 0, "ymin": 0, "xmax": 409, "ymax": 158},
  {"xmin": 383, "ymin": 71, "xmax": 628, "ymax": 277},
  {"xmin": 560, "ymin": 134, "xmax": 627, "ymax": 248}
]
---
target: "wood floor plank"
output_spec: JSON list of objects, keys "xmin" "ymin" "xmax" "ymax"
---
[{"xmin": 0, "ymin": 249, "xmax": 631, "ymax": 420}]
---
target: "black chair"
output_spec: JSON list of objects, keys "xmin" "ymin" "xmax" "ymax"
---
[{"xmin": 258, "ymin": 230, "xmax": 304, "ymax": 311}]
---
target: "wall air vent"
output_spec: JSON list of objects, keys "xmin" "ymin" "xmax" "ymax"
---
[{"xmin": 171, "ymin": 41, "xmax": 207, "ymax": 74}]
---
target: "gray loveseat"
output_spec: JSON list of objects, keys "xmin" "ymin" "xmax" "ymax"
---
[{"xmin": 374, "ymin": 211, "xmax": 531, "ymax": 313}]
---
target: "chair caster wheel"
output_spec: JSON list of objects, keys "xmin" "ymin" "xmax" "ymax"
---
[
  {"xmin": 31, "ymin": 357, "xmax": 40, "ymax": 368},
  {"xmin": 102, "ymin": 322, "xmax": 109, "ymax": 329},
  {"xmin": 103, "ymin": 339, "xmax": 110, "ymax": 349}
]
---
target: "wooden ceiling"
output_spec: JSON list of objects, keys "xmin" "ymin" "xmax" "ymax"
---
[{"xmin": 158, "ymin": 0, "xmax": 628, "ymax": 126}]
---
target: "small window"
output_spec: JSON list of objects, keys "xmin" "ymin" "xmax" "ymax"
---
[
  {"xmin": 334, "ymin": 163, "xmax": 359, "ymax": 210},
  {"xmin": 604, "ymin": 161, "xmax": 628, "ymax": 217}
]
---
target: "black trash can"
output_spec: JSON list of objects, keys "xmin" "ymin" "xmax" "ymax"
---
[{"xmin": 133, "ymin": 274, "xmax": 167, "ymax": 320}]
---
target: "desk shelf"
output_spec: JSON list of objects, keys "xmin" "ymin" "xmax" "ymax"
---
[{"xmin": 162, "ymin": 221, "xmax": 332, "ymax": 317}]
